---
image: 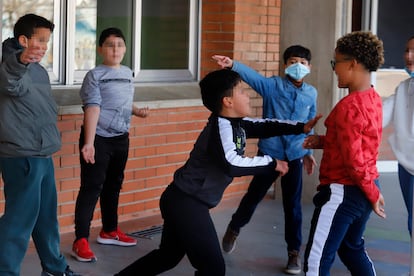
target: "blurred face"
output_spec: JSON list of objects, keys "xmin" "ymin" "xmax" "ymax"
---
[
  {"xmin": 19, "ymin": 27, "xmax": 51, "ymax": 58},
  {"xmin": 331, "ymin": 51, "xmax": 354, "ymax": 88},
  {"xmin": 285, "ymin": 56, "xmax": 310, "ymax": 67},
  {"xmin": 404, "ymin": 38, "xmax": 414, "ymax": 72},
  {"xmin": 99, "ymin": 35, "xmax": 126, "ymax": 67},
  {"xmin": 227, "ymin": 81, "xmax": 251, "ymax": 117}
]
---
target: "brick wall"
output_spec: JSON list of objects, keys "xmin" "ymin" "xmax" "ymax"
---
[
  {"xmin": 201, "ymin": 0, "xmax": 282, "ymax": 124},
  {"xmin": 54, "ymin": 107, "xmax": 217, "ymax": 232}
]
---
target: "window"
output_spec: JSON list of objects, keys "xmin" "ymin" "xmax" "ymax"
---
[
  {"xmin": 376, "ymin": 0, "xmax": 414, "ymax": 69},
  {"xmin": 74, "ymin": 0, "xmax": 97, "ymax": 71},
  {"xmin": 357, "ymin": 0, "xmax": 410, "ymax": 98},
  {"xmin": 1, "ymin": 0, "xmax": 199, "ymax": 85},
  {"xmin": 135, "ymin": 0, "xmax": 198, "ymax": 82},
  {"xmin": 141, "ymin": 0, "xmax": 189, "ymax": 70},
  {"xmin": 2, "ymin": 0, "xmax": 59, "ymax": 81}
]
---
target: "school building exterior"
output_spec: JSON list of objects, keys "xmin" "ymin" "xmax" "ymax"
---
[{"xmin": 0, "ymin": 0, "xmax": 408, "ymax": 233}]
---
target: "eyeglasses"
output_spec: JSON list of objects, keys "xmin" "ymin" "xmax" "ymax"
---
[{"xmin": 330, "ymin": 58, "xmax": 353, "ymax": 70}]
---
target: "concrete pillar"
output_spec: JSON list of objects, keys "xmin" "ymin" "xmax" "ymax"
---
[{"xmin": 278, "ymin": 0, "xmax": 352, "ymax": 202}]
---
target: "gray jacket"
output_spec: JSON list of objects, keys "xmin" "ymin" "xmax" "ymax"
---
[{"xmin": 0, "ymin": 38, "xmax": 61, "ymax": 157}]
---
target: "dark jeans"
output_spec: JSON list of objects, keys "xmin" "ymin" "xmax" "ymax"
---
[
  {"xmin": 229, "ymin": 157, "xmax": 303, "ymax": 252},
  {"xmin": 74, "ymin": 130, "xmax": 129, "ymax": 239},
  {"xmin": 116, "ymin": 184, "xmax": 225, "ymax": 276},
  {"xmin": 398, "ymin": 163, "xmax": 414, "ymax": 236}
]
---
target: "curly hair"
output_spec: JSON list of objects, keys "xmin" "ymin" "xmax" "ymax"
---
[{"xmin": 336, "ymin": 31, "xmax": 384, "ymax": 72}]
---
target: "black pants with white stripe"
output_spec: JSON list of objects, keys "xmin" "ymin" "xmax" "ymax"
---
[{"xmin": 304, "ymin": 183, "xmax": 378, "ymax": 276}]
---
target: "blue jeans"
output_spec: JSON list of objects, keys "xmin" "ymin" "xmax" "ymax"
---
[
  {"xmin": 398, "ymin": 163, "xmax": 414, "ymax": 236},
  {"xmin": 0, "ymin": 157, "xmax": 67, "ymax": 275},
  {"xmin": 228, "ymin": 157, "xmax": 303, "ymax": 252},
  {"xmin": 304, "ymin": 183, "xmax": 377, "ymax": 276}
]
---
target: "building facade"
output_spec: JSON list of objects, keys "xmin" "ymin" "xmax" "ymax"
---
[{"xmin": 0, "ymin": 0, "xmax": 404, "ymax": 232}]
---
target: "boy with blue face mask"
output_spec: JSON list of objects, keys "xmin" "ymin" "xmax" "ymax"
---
[{"xmin": 212, "ymin": 45, "xmax": 317, "ymax": 275}]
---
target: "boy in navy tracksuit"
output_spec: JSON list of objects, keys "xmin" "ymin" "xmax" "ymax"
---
[
  {"xmin": 303, "ymin": 31, "xmax": 385, "ymax": 276},
  {"xmin": 115, "ymin": 69, "xmax": 321, "ymax": 275}
]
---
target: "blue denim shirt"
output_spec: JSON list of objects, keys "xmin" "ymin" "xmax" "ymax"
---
[{"xmin": 232, "ymin": 61, "xmax": 318, "ymax": 161}]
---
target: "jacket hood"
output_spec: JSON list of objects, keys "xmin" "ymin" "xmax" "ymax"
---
[{"xmin": 2, "ymin": 38, "xmax": 23, "ymax": 62}]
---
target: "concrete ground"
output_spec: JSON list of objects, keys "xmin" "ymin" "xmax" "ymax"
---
[{"xmin": 21, "ymin": 172, "xmax": 411, "ymax": 275}]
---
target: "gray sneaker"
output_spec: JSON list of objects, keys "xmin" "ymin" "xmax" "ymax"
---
[
  {"xmin": 284, "ymin": 250, "xmax": 301, "ymax": 275},
  {"xmin": 222, "ymin": 226, "xmax": 238, "ymax": 253},
  {"xmin": 41, "ymin": 266, "xmax": 82, "ymax": 276}
]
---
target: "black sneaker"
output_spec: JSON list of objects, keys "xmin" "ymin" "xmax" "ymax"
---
[
  {"xmin": 284, "ymin": 250, "xmax": 301, "ymax": 275},
  {"xmin": 41, "ymin": 266, "xmax": 82, "ymax": 276},
  {"xmin": 222, "ymin": 226, "xmax": 238, "ymax": 253}
]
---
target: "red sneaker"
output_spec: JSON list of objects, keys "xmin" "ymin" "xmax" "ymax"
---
[
  {"xmin": 97, "ymin": 228, "xmax": 137, "ymax": 246},
  {"xmin": 71, "ymin": 238, "xmax": 97, "ymax": 262}
]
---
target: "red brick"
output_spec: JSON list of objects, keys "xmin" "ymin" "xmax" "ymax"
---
[
  {"xmin": 61, "ymin": 131, "xmax": 79, "ymax": 144},
  {"xmin": 60, "ymin": 179, "xmax": 80, "ymax": 191},
  {"xmin": 57, "ymin": 190, "xmax": 76, "ymax": 204},
  {"xmin": 144, "ymin": 176, "xmax": 171, "ymax": 189},
  {"xmin": 60, "ymin": 155, "xmax": 79, "ymax": 167},
  {"xmin": 55, "ymin": 167, "xmax": 75, "ymax": 179}
]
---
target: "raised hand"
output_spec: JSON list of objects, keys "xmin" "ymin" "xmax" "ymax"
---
[
  {"xmin": 212, "ymin": 55, "xmax": 233, "ymax": 69},
  {"xmin": 19, "ymin": 36, "xmax": 47, "ymax": 64}
]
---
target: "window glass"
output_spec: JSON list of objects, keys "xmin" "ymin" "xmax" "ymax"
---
[
  {"xmin": 377, "ymin": 0, "xmax": 414, "ymax": 69},
  {"xmin": 75, "ymin": 0, "xmax": 97, "ymax": 70},
  {"xmin": 141, "ymin": 0, "xmax": 190, "ymax": 70},
  {"xmin": 2, "ymin": 0, "xmax": 54, "ymax": 70},
  {"xmin": 96, "ymin": 0, "xmax": 133, "ymax": 68}
]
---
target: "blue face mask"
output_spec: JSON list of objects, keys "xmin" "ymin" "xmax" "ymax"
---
[
  {"xmin": 405, "ymin": 67, "xmax": 414, "ymax": 78},
  {"xmin": 284, "ymin": 63, "xmax": 310, "ymax": 81}
]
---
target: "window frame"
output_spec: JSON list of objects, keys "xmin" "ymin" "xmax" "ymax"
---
[
  {"xmin": 48, "ymin": 0, "xmax": 63, "ymax": 83},
  {"xmin": 132, "ymin": 0, "xmax": 199, "ymax": 83}
]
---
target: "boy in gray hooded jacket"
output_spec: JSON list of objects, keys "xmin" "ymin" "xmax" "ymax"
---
[{"xmin": 0, "ymin": 13, "xmax": 80, "ymax": 276}]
